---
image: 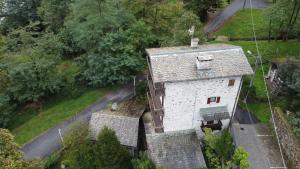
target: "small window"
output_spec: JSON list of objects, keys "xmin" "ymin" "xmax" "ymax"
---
[
  {"xmin": 228, "ymin": 79, "xmax": 235, "ymax": 86},
  {"xmin": 207, "ymin": 97, "xmax": 220, "ymax": 104}
]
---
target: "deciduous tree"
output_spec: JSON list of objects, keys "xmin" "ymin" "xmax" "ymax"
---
[{"xmin": 0, "ymin": 128, "xmax": 43, "ymax": 169}]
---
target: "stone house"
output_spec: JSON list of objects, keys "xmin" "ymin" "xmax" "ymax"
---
[
  {"xmin": 146, "ymin": 43, "xmax": 253, "ymax": 134},
  {"xmin": 144, "ymin": 42, "xmax": 253, "ymax": 169},
  {"xmin": 89, "ymin": 100, "xmax": 145, "ymax": 156}
]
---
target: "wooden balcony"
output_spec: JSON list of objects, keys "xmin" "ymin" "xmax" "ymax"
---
[
  {"xmin": 147, "ymin": 76, "xmax": 165, "ymax": 96},
  {"xmin": 146, "ymin": 91, "xmax": 164, "ymax": 133}
]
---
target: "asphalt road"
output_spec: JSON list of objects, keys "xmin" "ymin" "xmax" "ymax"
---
[
  {"xmin": 204, "ymin": 0, "xmax": 269, "ymax": 34},
  {"xmin": 21, "ymin": 84, "xmax": 133, "ymax": 160},
  {"xmin": 232, "ymin": 107, "xmax": 285, "ymax": 169}
]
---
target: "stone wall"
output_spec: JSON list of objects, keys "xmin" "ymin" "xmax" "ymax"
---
[
  {"xmin": 163, "ymin": 76, "xmax": 242, "ymax": 132},
  {"xmin": 273, "ymin": 107, "xmax": 300, "ymax": 169}
]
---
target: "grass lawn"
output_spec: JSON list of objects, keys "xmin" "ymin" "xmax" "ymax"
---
[
  {"xmin": 213, "ymin": 9, "xmax": 267, "ymax": 39},
  {"xmin": 240, "ymin": 102, "xmax": 271, "ymax": 123},
  {"xmin": 11, "ymin": 86, "xmax": 118, "ymax": 145}
]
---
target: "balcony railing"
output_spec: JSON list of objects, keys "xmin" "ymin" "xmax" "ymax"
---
[
  {"xmin": 147, "ymin": 91, "xmax": 164, "ymax": 133},
  {"xmin": 201, "ymin": 120, "xmax": 222, "ymax": 132},
  {"xmin": 147, "ymin": 75, "xmax": 165, "ymax": 96}
]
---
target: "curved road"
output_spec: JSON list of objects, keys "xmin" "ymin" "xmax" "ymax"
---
[
  {"xmin": 204, "ymin": 0, "xmax": 269, "ymax": 34},
  {"xmin": 21, "ymin": 85, "xmax": 133, "ymax": 160}
]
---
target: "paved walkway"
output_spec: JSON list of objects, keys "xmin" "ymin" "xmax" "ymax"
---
[
  {"xmin": 21, "ymin": 85, "xmax": 133, "ymax": 160},
  {"xmin": 204, "ymin": 0, "xmax": 269, "ymax": 34},
  {"xmin": 232, "ymin": 107, "xmax": 285, "ymax": 169}
]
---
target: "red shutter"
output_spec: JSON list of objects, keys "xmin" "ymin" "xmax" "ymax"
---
[
  {"xmin": 216, "ymin": 97, "xmax": 221, "ymax": 103},
  {"xmin": 207, "ymin": 98, "xmax": 211, "ymax": 104}
]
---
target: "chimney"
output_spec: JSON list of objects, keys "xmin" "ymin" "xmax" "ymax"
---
[
  {"xmin": 196, "ymin": 55, "xmax": 213, "ymax": 70},
  {"xmin": 191, "ymin": 38, "xmax": 199, "ymax": 48}
]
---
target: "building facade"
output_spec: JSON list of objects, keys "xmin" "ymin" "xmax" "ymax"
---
[{"xmin": 146, "ymin": 44, "xmax": 253, "ymax": 133}]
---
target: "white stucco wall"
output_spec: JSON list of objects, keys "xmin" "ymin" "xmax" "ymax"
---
[{"xmin": 163, "ymin": 76, "xmax": 242, "ymax": 132}]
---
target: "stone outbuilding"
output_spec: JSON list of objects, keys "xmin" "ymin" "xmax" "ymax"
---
[{"xmin": 89, "ymin": 99, "xmax": 145, "ymax": 156}]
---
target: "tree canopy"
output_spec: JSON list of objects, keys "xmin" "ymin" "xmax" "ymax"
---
[{"xmin": 0, "ymin": 128, "xmax": 43, "ymax": 169}]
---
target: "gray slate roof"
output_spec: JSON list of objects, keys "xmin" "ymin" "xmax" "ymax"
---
[
  {"xmin": 146, "ymin": 130, "xmax": 206, "ymax": 169},
  {"xmin": 90, "ymin": 112, "xmax": 139, "ymax": 147},
  {"xmin": 147, "ymin": 44, "xmax": 253, "ymax": 83}
]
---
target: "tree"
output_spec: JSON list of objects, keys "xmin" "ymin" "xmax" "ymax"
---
[
  {"xmin": 132, "ymin": 152, "xmax": 156, "ymax": 169},
  {"xmin": 95, "ymin": 126, "xmax": 131, "ymax": 169},
  {"xmin": 203, "ymin": 128, "xmax": 235, "ymax": 168},
  {"xmin": 6, "ymin": 55, "xmax": 63, "ymax": 103},
  {"xmin": 62, "ymin": 123, "xmax": 95, "ymax": 169},
  {"xmin": 232, "ymin": 147, "xmax": 250, "ymax": 169},
  {"xmin": 266, "ymin": 0, "xmax": 300, "ymax": 40},
  {"xmin": 183, "ymin": 0, "xmax": 218, "ymax": 22},
  {"xmin": 0, "ymin": 94, "xmax": 16, "ymax": 128},
  {"xmin": 125, "ymin": 0, "xmax": 204, "ymax": 46},
  {"xmin": 0, "ymin": 0, "xmax": 42, "ymax": 33},
  {"xmin": 78, "ymin": 21, "xmax": 152, "ymax": 86},
  {"xmin": 38, "ymin": 0, "xmax": 72, "ymax": 33},
  {"xmin": 66, "ymin": 0, "xmax": 153, "ymax": 86},
  {"xmin": 0, "ymin": 128, "xmax": 43, "ymax": 169},
  {"xmin": 278, "ymin": 62, "xmax": 300, "ymax": 109},
  {"xmin": 204, "ymin": 128, "xmax": 234, "ymax": 167}
]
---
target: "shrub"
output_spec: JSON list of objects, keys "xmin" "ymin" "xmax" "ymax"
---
[
  {"xmin": 132, "ymin": 152, "xmax": 155, "ymax": 169},
  {"xmin": 95, "ymin": 126, "xmax": 132, "ymax": 169}
]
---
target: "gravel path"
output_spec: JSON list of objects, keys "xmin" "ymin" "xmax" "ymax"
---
[
  {"xmin": 204, "ymin": 0, "xmax": 269, "ymax": 34},
  {"xmin": 21, "ymin": 84, "xmax": 133, "ymax": 160}
]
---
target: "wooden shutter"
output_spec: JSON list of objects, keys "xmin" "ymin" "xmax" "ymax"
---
[
  {"xmin": 229, "ymin": 79, "xmax": 235, "ymax": 86},
  {"xmin": 207, "ymin": 98, "xmax": 211, "ymax": 104},
  {"xmin": 216, "ymin": 97, "xmax": 221, "ymax": 103}
]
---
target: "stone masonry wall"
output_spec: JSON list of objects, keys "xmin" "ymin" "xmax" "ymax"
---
[{"xmin": 273, "ymin": 107, "xmax": 300, "ymax": 169}]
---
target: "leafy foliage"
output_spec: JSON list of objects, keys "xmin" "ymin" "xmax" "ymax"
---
[
  {"xmin": 266, "ymin": 0, "xmax": 300, "ymax": 40},
  {"xmin": 278, "ymin": 62, "xmax": 300, "ymax": 109},
  {"xmin": 0, "ymin": 94, "xmax": 16, "ymax": 128},
  {"xmin": 0, "ymin": 128, "xmax": 43, "ymax": 169},
  {"xmin": 203, "ymin": 128, "xmax": 247, "ymax": 169},
  {"xmin": 232, "ymin": 147, "xmax": 250, "ymax": 169},
  {"xmin": 132, "ymin": 152, "xmax": 156, "ymax": 169},
  {"xmin": 6, "ymin": 55, "xmax": 63, "ymax": 103},
  {"xmin": 125, "ymin": 0, "xmax": 204, "ymax": 46},
  {"xmin": 38, "ymin": 0, "xmax": 72, "ymax": 32},
  {"xmin": 0, "ymin": 0, "xmax": 42, "ymax": 33},
  {"xmin": 95, "ymin": 126, "xmax": 132, "ymax": 169},
  {"xmin": 62, "ymin": 123, "xmax": 95, "ymax": 169}
]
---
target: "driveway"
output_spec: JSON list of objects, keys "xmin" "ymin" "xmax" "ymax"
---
[
  {"xmin": 232, "ymin": 107, "xmax": 285, "ymax": 169},
  {"xmin": 204, "ymin": 0, "xmax": 270, "ymax": 34},
  {"xmin": 21, "ymin": 84, "xmax": 133, "ymax": 160}
]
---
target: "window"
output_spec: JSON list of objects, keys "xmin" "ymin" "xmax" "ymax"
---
[
  {"xmin": 228, "ymin": 79, "xmax": 235, "ymax": 86},
  {"xmin": 207, "ymin": 97, "xmax": 221, "ymax": 104}
]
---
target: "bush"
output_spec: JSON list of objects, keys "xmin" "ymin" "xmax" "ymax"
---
[
  {"xmin": 44, "ymin": 150, "xmax": 62, "ymax": 169},
  {"xmin": 62, "ymin": 122, "xmax": 95, "ymax": 169},
  {"xmin": 95, "ymin": 126, "xmax": 132, "ymax": 169},
  {"xmin": 132, "ymin": 152, "xmax": 155, "ymax": 169}
]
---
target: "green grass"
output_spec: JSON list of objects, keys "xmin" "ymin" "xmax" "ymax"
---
[
  {"xmin": 228, "ymin": 40, "xmax": 300, "ymax": 60},
  {"xmin": 240, "ymin": 102, "xmax": 271, "ymax": 123},
  {"xmin": 11, "ymin": 86, "xmax": 118, "ymax": 145},
  {"xmin": 214, "ymin": 9, "xmax": 267, "ymax": 39}
]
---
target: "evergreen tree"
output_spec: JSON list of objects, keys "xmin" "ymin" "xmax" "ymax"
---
[{"xmin": 95, "ymin": 126, "xmax": 131, "ymax": 169}]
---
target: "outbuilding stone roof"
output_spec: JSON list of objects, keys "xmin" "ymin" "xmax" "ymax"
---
[
  {"xmin": 146, "ymin": 130, "xmax": 206, "ymax": 169},
  {"xmin": 147, "ymin": 44, "xmax": 253, "ymax": 83},
  {"xmin": 90, "ymin": 113, "xmax": 139, "ymax": 147}
]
